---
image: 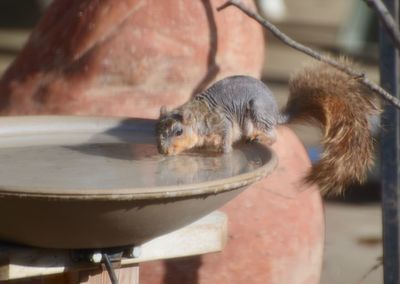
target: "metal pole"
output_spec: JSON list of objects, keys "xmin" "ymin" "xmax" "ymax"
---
[{"xmin": 380, "ymin": 0, "xmax": 400, "ymax": 283}]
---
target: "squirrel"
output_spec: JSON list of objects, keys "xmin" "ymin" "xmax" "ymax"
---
[{"xmin": 156, "ymin": 62, "xmax": 381, "ymax": 195}]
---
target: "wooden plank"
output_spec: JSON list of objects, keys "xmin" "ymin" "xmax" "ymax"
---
[
  {"xmin": 0, "ymin": 211, "xmax": 227, "ymax": 281},
  {"xmin": 0, "ymin": 29, "xmax": 30, "ymax": 52},
  {"xmin": 0, "ymin": 54, "xmax": 14, "ymax": 75},
  {"xmin": 263, "ymin": 43, "xmax": 380, "ymax": 83},
  {"xmin": 6, "ymin": 265, "xmax": 139, "ymax": 284},
  {"xmin": 75, "ymin": 265, "xmax": 139, "ymax": 284},
  {"xmin": 280, "ymin": 0, "xmax": 352, "ymax": 27}
]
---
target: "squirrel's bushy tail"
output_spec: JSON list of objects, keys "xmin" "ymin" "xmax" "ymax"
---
[{"xmin": 285, "ymin": 62, "xmax": 381, "ymax": 196}]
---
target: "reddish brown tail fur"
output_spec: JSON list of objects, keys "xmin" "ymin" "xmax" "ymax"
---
[{"xmin": 285, "ymin": 62, "xmax": 381, "ymax": 196}]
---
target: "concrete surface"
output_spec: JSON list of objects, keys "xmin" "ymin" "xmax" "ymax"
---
[{"xmin": 322, "ymin": 203, "xmax": 382, "ymax": 284}]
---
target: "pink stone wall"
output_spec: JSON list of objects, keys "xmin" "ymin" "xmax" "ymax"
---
[{"xmin": 0, "ymin": 0, "xmax": 264, "ymax": 117}]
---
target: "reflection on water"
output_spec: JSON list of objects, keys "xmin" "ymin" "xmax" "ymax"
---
[
  {"xmin": 0, "ymin": 140, "xmax": 269, "ymax": 192},
  {"xmin": 157, "ymin": 150, "xmax": 251, "ymax": 186}
]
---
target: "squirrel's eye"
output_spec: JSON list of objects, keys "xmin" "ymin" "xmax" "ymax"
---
[{"xmin": 176, "ymin": 129, "xmax": 183, "ymax": 136}]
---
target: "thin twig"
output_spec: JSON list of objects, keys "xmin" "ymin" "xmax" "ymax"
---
[
  {"xmin": 217, "ymin": 0, "xmax": 400, "ymax": 109},
  {"xmin": 364, "ymin": 0, "xmax": 400, "ymax": 50},
  {"xmin": 358, "ymin": 256, "xmax": 383, "ymax": 283}
]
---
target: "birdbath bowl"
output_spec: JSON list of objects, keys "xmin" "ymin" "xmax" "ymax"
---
[{"xmin": 0, "ymin": 116, "xmax": 277, "ymax": 249}]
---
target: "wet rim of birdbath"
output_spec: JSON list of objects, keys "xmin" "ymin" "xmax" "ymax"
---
[{"xmin": 0, "ymin": 116, "xmax": 278, "ymax": 201}]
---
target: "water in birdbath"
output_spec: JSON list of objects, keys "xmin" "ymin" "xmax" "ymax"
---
[{"xmin": 0, "ymin": 139, "xmax": 266, "ymax": 191}]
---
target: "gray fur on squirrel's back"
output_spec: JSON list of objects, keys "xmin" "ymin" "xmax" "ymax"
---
[{"xmin": 197, "ymin": 75, "xmax": 285, "ymax": 126}]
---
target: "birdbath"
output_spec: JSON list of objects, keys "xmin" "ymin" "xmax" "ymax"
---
[{"xmin": 0, "ymin": 116, "xmax": 277, "ymax": 283}]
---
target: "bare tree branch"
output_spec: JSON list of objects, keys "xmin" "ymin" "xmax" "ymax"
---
[
  {"xmin": 364, "ymin": 0, "xmax": 400, "ymax": 50},
  {"xmin": 217, "ymin": 0, "xmax": 400, "ymax": 109}
]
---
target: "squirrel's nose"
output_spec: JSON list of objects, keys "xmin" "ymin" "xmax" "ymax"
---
[{"xmin": 157, "ymin": 143, "xmax": 166, "ymax": 155}]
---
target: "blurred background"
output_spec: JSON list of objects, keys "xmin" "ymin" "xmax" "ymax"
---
[
  {"xmin": 0, "ymin": 0, "xmax": 383, "ymax": 283},
  {"xmin": 258, "ymin": 1, "xmax": 382, "ymax": 283}
]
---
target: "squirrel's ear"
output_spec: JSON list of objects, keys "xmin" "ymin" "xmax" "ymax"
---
[
  {"xmin": 160, "ymin": 106, "xmax": 168, "ymax": 118},
  {"xmin": 182, "ymin": 109, "xmax": 194, "ymax": 124}
]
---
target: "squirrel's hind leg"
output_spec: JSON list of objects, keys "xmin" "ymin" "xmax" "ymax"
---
[
  {"xmin": 246, "ymin": 128, "xmax": 276, "ymax": 145},
  {"xmin": 245, "ymin": 99, "xmax": 278, "ymax": 146},
  {"xmin": 262, "ymin": 129, "xmax": 277, "ymax": 145},
  {"xmin": 243, "ymin": 118, "xmax": 276, "ymax": 145}
]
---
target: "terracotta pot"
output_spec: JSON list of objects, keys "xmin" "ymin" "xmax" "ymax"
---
[
  {"xmin": 0, "ymin": 0, "xmax": 264, "ymax": 117},
  {"xmin": 140, "ymin": 126, "xmax": 324, "ymax": 284}
]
